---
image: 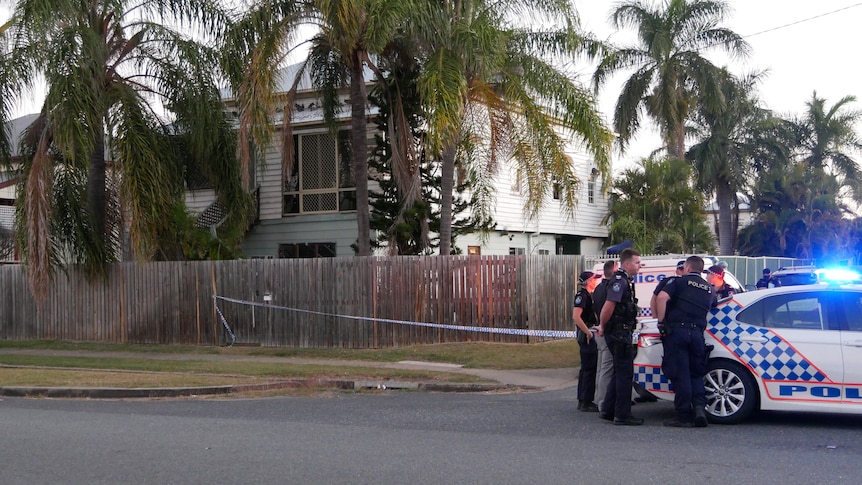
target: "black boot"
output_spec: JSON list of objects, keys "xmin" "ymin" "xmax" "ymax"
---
[
  {"xmin": 694, "ymin": 407, "xmax": 708, "ymax": 427},
  {"xmin": 580, "ymin": 401, "xmax": 599, "ymax": 412},
  {"xmin": 663, "ymin": 416, "xmax": 692, "ymax": 428}
]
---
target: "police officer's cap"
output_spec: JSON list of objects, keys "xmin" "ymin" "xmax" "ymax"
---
[
  {"xmin": 708, "ymin": 265, "xmax": 724, "ymax": 276},
  {"xmin": 763, "ymin": 268, "xmax": 771, "ymax": 274},
  {"xmin": 676, "ymin": 260, "xmax": 686, "ymax": 270},
  {"xmin": 578, "ymin": 271, "xmax": 596, "ymax": 284}
]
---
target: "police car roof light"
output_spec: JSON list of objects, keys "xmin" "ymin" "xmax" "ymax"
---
[{"xmin": 817, "ymin": 268, "xmax": 861, "ymax": 284}]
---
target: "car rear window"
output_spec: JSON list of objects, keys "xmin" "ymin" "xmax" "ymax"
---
[{"xmin": 774, "ymin": 273, "xmax": 818, "ymax": 286}]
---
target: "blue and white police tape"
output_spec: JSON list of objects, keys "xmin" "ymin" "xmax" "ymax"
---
[
  {"xmin": 213, "ymin": 295, "xmax": 577, "ymax": 339},
  {"xmin": 214, "ymin": 303, "xmax": 237, "ymax": 347}
]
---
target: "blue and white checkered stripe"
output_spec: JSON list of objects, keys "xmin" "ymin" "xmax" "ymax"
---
[
  {"xmin": 707, "ymin": 303, "xmax": 830, "ymax": 382},
  {"xmin": 638, "ymin": 307, "xmax": 653, "ymax": 318},
  {"xmin": 213, "ymin": 295, "xmax": 577, "ymax": 339},
  {"xmin": 635, "ymin": 365, "xmax": 673, "ymax": 393}
]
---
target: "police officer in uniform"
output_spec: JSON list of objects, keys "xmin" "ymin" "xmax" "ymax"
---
[
  {"xmin": 592, "ymin": 260, "xmax": 618, "ymax": 411},
  {"xmin": 654, "ymin": 255, "xmax": 715, "ymax": 428},
  {"xmin": 650, "ymin": 260, "xmax": 685, "ymax": 318},
  {"xmin": 574, "ymin": 271, "xmax": 601, "ymax": 412},
  {"xmin": 597, "ymin": 248, "xmax": 643, "ymax": 426},
  {"xmin": 707, "ymin": 265, "xmax": 735, "ymax": 299}
]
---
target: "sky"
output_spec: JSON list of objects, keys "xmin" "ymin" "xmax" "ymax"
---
[
  {"xmin": 2, "ymin": 1, "xmax": 861, "ymax": 173},
  {"xmin": 571, "ymin": 0, "xmax": 862, "ymax": 173}
]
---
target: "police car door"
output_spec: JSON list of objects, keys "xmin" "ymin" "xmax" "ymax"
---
[
  {"xmin": 835, "ymin": 290, "xmax": 862, "ymax": 404},
  {"xmin": 736, "ymin": 290, "xmax": 844, "ymax": 405}
]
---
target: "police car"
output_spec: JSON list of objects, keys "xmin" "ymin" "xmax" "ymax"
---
[
  {"xmin": 634, "ymin": 283, "xmax": 862, "ymax": 423},
  {"xmin": 771, "ymin": 266, "xmax": 862, "ymax": 287}
]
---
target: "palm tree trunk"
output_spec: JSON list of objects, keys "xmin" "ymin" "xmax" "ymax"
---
[
  {"xmin": 88, "ymin": 122, "xmax": 107, "ymax": 253},
  {"xmin": 673, "ymin": 127, "xmax": 686, "ymax": 160},
  {"xmin": 438, "ymin": 141, "xmax": 456, "ymax": 255},
  {"xmin": 716, "ymin": 182, "xmax": 734, "ymax": 255},
  {"xmin": 350, "ymin": 52, "xmax": 371, "ymax": 256}
]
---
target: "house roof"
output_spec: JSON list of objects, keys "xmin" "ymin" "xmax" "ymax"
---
[
  {"xmin": 4, "ymin": 113, "xmax": 39, "ymax": 157},
  {"xmin": 221, "ymin": 62, "xmax": 378, "ymax": 125},
  {"xmin": 220, "ymin": 62, "xmax": 376, "ymax": 99}
]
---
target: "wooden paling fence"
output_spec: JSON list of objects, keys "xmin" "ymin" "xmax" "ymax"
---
[{"xmin": 0, "ymin": 256, "xmax": 584, "ymax": 348}]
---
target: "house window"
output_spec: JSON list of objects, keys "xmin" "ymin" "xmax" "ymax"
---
[
  {"xmin": 538, "ymin": 249, "xmax": 550, "ymax": 255},
  {"xmin": 468, "ymin": 246, "xmax": 481, "ymax": 255},
  {"xmin": 509, "ymin": 247, "xmax": 525, "ymax": 255},
  {"xmin": 283, "ymin": 131, "xmax": 356, "ymax": 215},
  {"xmin": 553, "ymin": 182, "xmax": 561, "ymax": 200},
  {"xmin": 278, "ymin": 242, "xmax": 336, "ymax": 258},
  {"xmin": 588, "ymin": 168, "xmax": 599, "ymax": 204}
]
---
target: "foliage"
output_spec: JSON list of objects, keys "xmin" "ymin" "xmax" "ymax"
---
[
  {"xmin": 605, "ymin": 156, "xmax": 715, "ymax": 254},
  {"xmin": 594, "ymin": 0, "xmax": 749, "ymax": 158},
  {"xmin": 151, "ymin": 203, "xmax": 244, "ymax": 261},
  {"xmin": 368, "ymin": 39, "xmax": 493, "ymax": 254},
  {"xmin": 686, "ymin": 70, "xmax": 779, "ymax": 255},
  {"xmin": 412, "ymin": 0, "xmax": 614, "ymax": 255},
  {"xmin": 793, "ymin": 92, "xmax": 862, "ymax": 203},
  {"xmin": 3, "ymin": 0, "xmax": 247, "ymax": 299},
  {"xmin": 738, "ymin": 163, "xmax": 854, "ymax": 262},
  {"xmin": 367, "ymin": 41, "xmax": 435, "ymax": 255},
  {"xmin": 226, "ymin": 0, "xmax": 415, "ymax": 256},
  {"xmin": 736, "ymin": 93, "xmax": 862, "ymax": 261}
]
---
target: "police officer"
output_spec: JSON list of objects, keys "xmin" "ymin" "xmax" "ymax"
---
[
  {"xmin": 597, "ymin": 248, "xmax": 643, "ymax": 426},
  {"xmin": 707, "ymin": 265, "xmax": 735, "ymax": 299},
  {"xmin": 650, "ymin": 260, "xmax": 685, "ymax": 318},
  {"xmin": 654, "ymin": 255, "xmax": 715, "ymax": 428},
  {"xmin": 756, "ymin": 268, "xmax": 778, "ymax": 289},
  {"xmin": 574, "ymin": 271, "xmax": 600, "ymax": 412},
  {"xmin": 592, "ymin": 260, "xmax": 618, "ymax": 411}
]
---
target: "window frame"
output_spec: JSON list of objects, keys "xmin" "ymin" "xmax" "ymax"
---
[
  {"xmin": 283, "ymin": 130, "xmax": 356, "ymax": 216},
  {"xmin": 736, "ymin": 291, "xmax": 836, "ymax": 330},
  {"xmin": 278, "ymin": 242, "xmax": 337, "ymax": 258}
]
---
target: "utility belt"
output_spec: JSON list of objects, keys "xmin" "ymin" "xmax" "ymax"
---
[
  {"xmin": 607, "ymin": 319, "xmax": 633, "ymax": 333},
  {"xmin": 667, "ymin": 321, "xmax": 705, "ymax": 331}
]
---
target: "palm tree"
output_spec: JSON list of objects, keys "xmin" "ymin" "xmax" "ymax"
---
[
  {"xmin": 413, "ymin": 0, "xmax": 613, "ymax": 254},
  {"xmin": 227, "ymin": 0, "xmax": 413, "ymax": 257},
  {"xmin": 687, "ymin": 70, "xmax": 777, "ymax": 255},
  {"xmin": 795, "ymin": 92, "xmax": 862, "ymax": 203},
  {"xmin": 0, "ymin": 17, "xmax": 20, "ymax": 161},
  {"xmin": 4, "ymin": 0, "xmax": 242, "ymax": 297},
  {"xmin": 605, "ymin": 156, "xmax": 714, "ymax": 253},
  {"xmin": 741, "ymin": 162, "xmax": 851, "ymax": 260},
  {"xmin": 593, "ymin": 0, "xmax": 749, "ymax": 158}
]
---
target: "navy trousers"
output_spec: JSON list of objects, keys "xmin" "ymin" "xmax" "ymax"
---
[
  {"xmin": 577, "ymin": 336, "xmax": 598, "ymax": 403},
  {"xmin": 662, "ymin": 326, "xmax": 707, "ymax": 419},
  {"xmin": 600, "ymin": 334, "xmax": 635, "ymax": 419}
]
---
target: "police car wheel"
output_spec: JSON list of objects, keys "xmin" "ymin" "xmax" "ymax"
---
[{"xmin": 703, "ymin": 360, "xmax": 758, "ymax": 424}]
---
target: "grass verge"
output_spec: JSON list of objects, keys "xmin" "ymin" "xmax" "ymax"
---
[
  {"xmin": 0, "ymin": 339, "xmax": 580, "ymax": 392},
  {"xmin": 0, "ymin": 339, "xmax": 579, "ymax": 370}
]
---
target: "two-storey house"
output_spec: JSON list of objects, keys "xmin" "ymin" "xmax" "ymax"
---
[{"xmin": 187, "ymin": 62, "xmax": 610, "ymax": 257}]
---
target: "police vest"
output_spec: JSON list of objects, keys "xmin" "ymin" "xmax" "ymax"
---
[
  {"xmin": 592, "ymin": 279, "xmax": 609, "ymax": 323},
  {"xmin": 607, "ymin": 271, "xmax": 637, "ymax": 333},
  {"xmin": 664, "ymin": 273, "xmax": 713, "ymax": 326},
  {"xmin": 574, "ymin": 288, "xmax": 597, "ymax": 327}
]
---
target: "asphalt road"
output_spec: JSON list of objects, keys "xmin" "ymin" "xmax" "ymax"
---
[{"xmin": 1, "ymin": 387, "xmax": 859, "ymax": 484}]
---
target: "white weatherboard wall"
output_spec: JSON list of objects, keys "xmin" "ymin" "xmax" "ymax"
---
[
  {"xmin": 184, "ymin": 188, "xmax": 217, "ymax": 214},
  {"xmin": 454, "ymin": 139, "xmax": 610, "ymax": 255}
]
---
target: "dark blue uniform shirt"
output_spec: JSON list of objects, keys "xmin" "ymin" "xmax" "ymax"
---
[
  {"xmin": 574, "ymin": 287, "xmax": 596, "ymax": 327},
  {"xmin": 661, "ymin": 273, "xmax": 714, "ymax": 327},
  {"xmin": 606, "ymin": 272, "xmax": 633, "ymax": 305}
]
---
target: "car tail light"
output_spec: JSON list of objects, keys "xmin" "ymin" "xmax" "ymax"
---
[{"xmin": 639, "ymin": 333, "xmax": 662, "ymax": 348}]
